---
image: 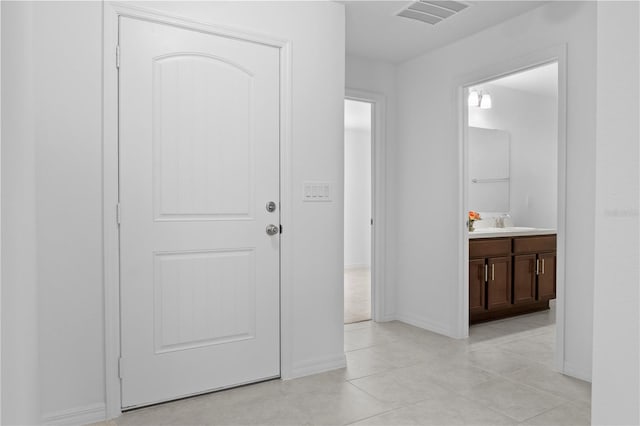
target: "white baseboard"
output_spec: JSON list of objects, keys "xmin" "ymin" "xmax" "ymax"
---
[
  {"xmin": 344, "ymin": 264, "xmax": 370, "ymax": 270},
  {"xmin": 395, "ymin": 312, "xmax": 453, "ymax": 337},
  {"xmin": 288, "ymin": 353, "xmax": 346, "ymax": 379},
  {"xmin": 376, "ymin": 312, "xmax": 396, "ymax": 322},
  {"xmin": 42, "ymin": 403, "xmax": 106, "ymax": 426},
  {"xmin": 563, "ymin": 361, "xmax": 592, "ymax": 383}
]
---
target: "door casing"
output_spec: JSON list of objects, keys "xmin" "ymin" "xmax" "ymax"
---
[{"xmin": 102, "ymin": 2, "xmax": 293, "ymax": 419}]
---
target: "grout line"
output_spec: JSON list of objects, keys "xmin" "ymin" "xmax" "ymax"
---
[
  {"xmin": 452, "ymin": 392, "xmax": 523, "ymax": 423},
  {"xmin": 492, "ymin": 365, "xmax": 591, "ymax": 405},
  {"xmin": 512, "ymin": 400, "xmax": 580, "ymax": 424}
]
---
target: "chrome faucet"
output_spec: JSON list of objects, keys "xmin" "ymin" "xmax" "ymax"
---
[{"xmin": 496, "ymin": 214, "xmax": 511, "ymax": 228}]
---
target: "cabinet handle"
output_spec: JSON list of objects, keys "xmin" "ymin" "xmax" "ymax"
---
[
  {"xmin": 484, "ymin": 264, "xmax": 488, "ymax": 282},
  {"xmin": 491, "ymin": 264, "xmax": 495, "ymax": 281},
  {"xmin": 536, "ymin": 259, "xmax": 540, "ymax": 275},
  {"xmin": 542, "ymin": 259, "xmax": 545, "ymax": 275}
]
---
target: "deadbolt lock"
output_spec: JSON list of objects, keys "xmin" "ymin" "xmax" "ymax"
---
[{"xmin": 266, "ymin": 201, "xmax": 277, "ymax": 213}]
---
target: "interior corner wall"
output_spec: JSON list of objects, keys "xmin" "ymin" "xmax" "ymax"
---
[
  {"xmin": 395, "ymin": 1, "xmax": 596, "ymax": 380},
  {"xmin": 591, "ymin": 2, "xmax": 640, "ymax": 424},
  {"xmin": 468, "ymin": 85, "xmax": 558, "ymax": 229},
  {"xmin": 3, "ymin": 1, "xmax": 346, "ymax": 422},
  {"xmin": 345, "ymin": 54, "xmax": 398, "ymax": 320}
]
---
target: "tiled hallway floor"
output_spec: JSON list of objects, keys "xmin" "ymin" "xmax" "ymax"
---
[{"xmin": 100, "ymin": 310, "xmax": 591, "ymax": 425}]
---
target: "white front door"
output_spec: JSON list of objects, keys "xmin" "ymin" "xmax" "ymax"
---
[{"xmin": 119, "ymin": 17, "xmax": 280, "ymax": 409}]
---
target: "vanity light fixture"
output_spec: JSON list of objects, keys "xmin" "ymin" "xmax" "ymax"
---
[{"xmin": 468, "ymin": 89, "xmax": 492, "ymax": 109}]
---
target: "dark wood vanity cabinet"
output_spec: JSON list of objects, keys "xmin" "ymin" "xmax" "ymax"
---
[{"xmin": 469, "ymin": 234, "xmax": 556, "ymax": 324}]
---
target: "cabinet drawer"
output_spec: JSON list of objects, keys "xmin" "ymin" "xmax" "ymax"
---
[
  {"xmin": 513, "ymin": 235, "xmax": 556, "ymax": 254},
  {"xmin": 469, "ymin": 238, "xmax": 510, "ymax": 258}
]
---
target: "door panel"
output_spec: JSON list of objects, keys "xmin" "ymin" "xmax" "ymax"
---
[
  {"xmin": 153, "ymin": 54, "xmax": 254, "ymax": 220},
  {"xmin": 513, "ymin": 254, "xmax": 536, "ymax": 304},
  {"xmin": 153, "ymin": 249, "xmax": 256, "ymax": 354},
  {"xmin": 469, "ymin": 259, "xmax": 486, "ymax": 314},
  {"xmin": 119, "ymin": 17, "xmax": 280, "ymax": 408},
  {"xmin": 538, "ymin": 252, "xmax": 556, "ymax": 301},
  {"xmin": 487, "ymin": 256, "xmax": 511, "ymax": 311}
]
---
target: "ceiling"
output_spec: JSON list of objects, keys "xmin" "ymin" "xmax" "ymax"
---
[
  {"xmin": 344, "ymin": 1, "xmax": 547, "ymax": 63},
  {"xmin": 486, "ymin": 62, "xmax": 558, "ymax": 97}
]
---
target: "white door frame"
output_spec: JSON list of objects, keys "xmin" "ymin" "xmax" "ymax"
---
[
  {"xmin": 102, "ymin": 2, "xmax": 292, "ymax": 419},
  {"xmin": 344, "ymin": 89, "xmax": 388, "ymax": 322},
  {"xmin": 455, "ymin": 45, "xmax": 568, "ymax": 373}
]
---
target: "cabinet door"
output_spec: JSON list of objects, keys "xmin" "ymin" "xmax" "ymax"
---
[
  {"xmin": 469, "ymin": 259, "xmax": 486, "ymax": 314},
  {"xmin": 513, "ymin": 254, "xmax": 536, "ymax": 304},
  {"xmin": 487, "ymin": 256, "xmax": 512, "ymax": 311},
  {"xmin": 538, "ymin": 252, "xmax": 556, "ymax": 300}
]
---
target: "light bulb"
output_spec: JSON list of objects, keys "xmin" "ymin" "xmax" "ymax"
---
[
  {"xmin": 468, "ymin": 90, "xmax": 480, "ymax": 107},
  {"xmin": 480, "ymin": 93, "xmax": 492, "ymax": 109}
]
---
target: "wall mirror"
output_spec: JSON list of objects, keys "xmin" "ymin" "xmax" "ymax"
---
[{"xmin": 468, "ymin": 127, "xmax": 510, "ymax": 212}]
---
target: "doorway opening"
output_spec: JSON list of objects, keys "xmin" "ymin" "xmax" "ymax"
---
[
  {"xmin": 461, "ymin": 58, "xmax": 566, "ymax": 365},
  {"xmin": 344, "ymin": 98, "xmax": 373, "ymax": 324}
]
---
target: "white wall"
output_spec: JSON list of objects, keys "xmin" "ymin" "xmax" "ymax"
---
[
  {"xmin": 1, "ymin": 1, "xmax": 346, "ymax": 423},
  {"xmin": 395, "ymin": 1, "xmax": 596, "ymax": 380},
  {"xmin": 344, "ymin": 124, "xmax": 372, "ymax": 268},
  {"xmin": 469, "ymin": 84, "xmax": 558, "ymax": 229},
  {"xmin": 345, "ymin": 54, "xmax": 397, "ymax": 320},
  {"xmin": 1, "ymin": 2, "xmax": 41, "ymax": 424},
  {"xmin": 33, "ymin": 3, "xmax": 105, "ymax": 421},
  {"xmin": 591, "ymin": 2, "xmax": 640, "ymax": 424}
]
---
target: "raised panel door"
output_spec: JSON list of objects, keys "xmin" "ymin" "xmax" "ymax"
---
[
  {"xmin": 469, "ymin": 259, "xmax": 486, "ymax": 314},
  {"xmin": 487, "ymin": 256, "xmax": 512, "ymax": 311},
  {"xmin": 513, "ymin": 254, "xmax": 536, "ymax": 304},
  {"xmin": 538, "ymin": 252, "xmax": 556, "ymax": 301},
  {"xmin": 119, "ymin": 17, "xmax": 280, "ymax": 408}
]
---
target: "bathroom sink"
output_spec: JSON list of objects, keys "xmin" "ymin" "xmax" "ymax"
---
[
  {"xmin": 473, "ymin": 226, "xmax": 537, "ymax": 233},
  {"xmin": 469, "ymin": 226, "xmax": 557, "ymax": 238}
]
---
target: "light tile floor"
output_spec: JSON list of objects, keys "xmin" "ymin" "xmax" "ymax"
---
[
  {"xmin": 96, "ymin": 310, "xmax": 591, "ymax": 426},
  {"xmin": 344, "ymin": 267, "xmax": 371, "ymax": 324}
]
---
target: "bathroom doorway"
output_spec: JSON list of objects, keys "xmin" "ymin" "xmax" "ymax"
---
[
  {"xmin": 344, "ymin": 98, "xmax": 373, "ymax": 324},
  {"xmin": 459, "ymin": 50, "xmax": 568, "ymax": 372}
]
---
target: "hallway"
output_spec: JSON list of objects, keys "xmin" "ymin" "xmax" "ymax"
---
[{"xmin": 99, "ymin": 310, "xmax": 590, "ymax": 425}]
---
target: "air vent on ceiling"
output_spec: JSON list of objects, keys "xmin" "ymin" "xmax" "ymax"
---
[{"xmin": 397, "ymin": 0, "xmax": 470, "ymax": 25}]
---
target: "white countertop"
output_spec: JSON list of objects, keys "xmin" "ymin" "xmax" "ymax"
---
[{"xmin": 468, "ymin": 227, "xmax": 556, "ymax": 239}]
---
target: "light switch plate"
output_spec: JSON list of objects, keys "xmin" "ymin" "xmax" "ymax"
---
[{"xmin": 303, "ymin": 182, "xmax": 332, "ymax": 202}]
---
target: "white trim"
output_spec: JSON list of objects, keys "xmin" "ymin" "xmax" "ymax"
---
[
  {"xmin": 345, "ymin": 88, "xmax": 388, "ymax": 323},
  {"xmin": 103, "ymin": 2, "xmax": 293, "ymax": 417},
  {"xmin": 289, "ymin": 353, "xmax": 347, "ymax": 379},
  {"xmin": 395, "ymin": 313, "xmax": 452, "ymax": 337},
  {"xmin": 344, "ymin": 264, "xmax": 370, "ymax": 270},
  {"xmin": 41, "ymin": 403, "xmax": 106, "ymax": 426},
  {"xmin": 455, "ymin": 45, "xmax": 569, "ymax": 371},
  {"xmin": 0, "ymin": 2, "xmax": 3, "ymax": 421},
  {"xmin": 278, "ymin": 23, "xmax": 294, "ymax": 383},
  {"xmin": 102, "ymin": 2, "xmax": 120, "ymax": 420},
  {"xmin": 563, "ymin": 362, "xmax": 592, "ymax": 383}
]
